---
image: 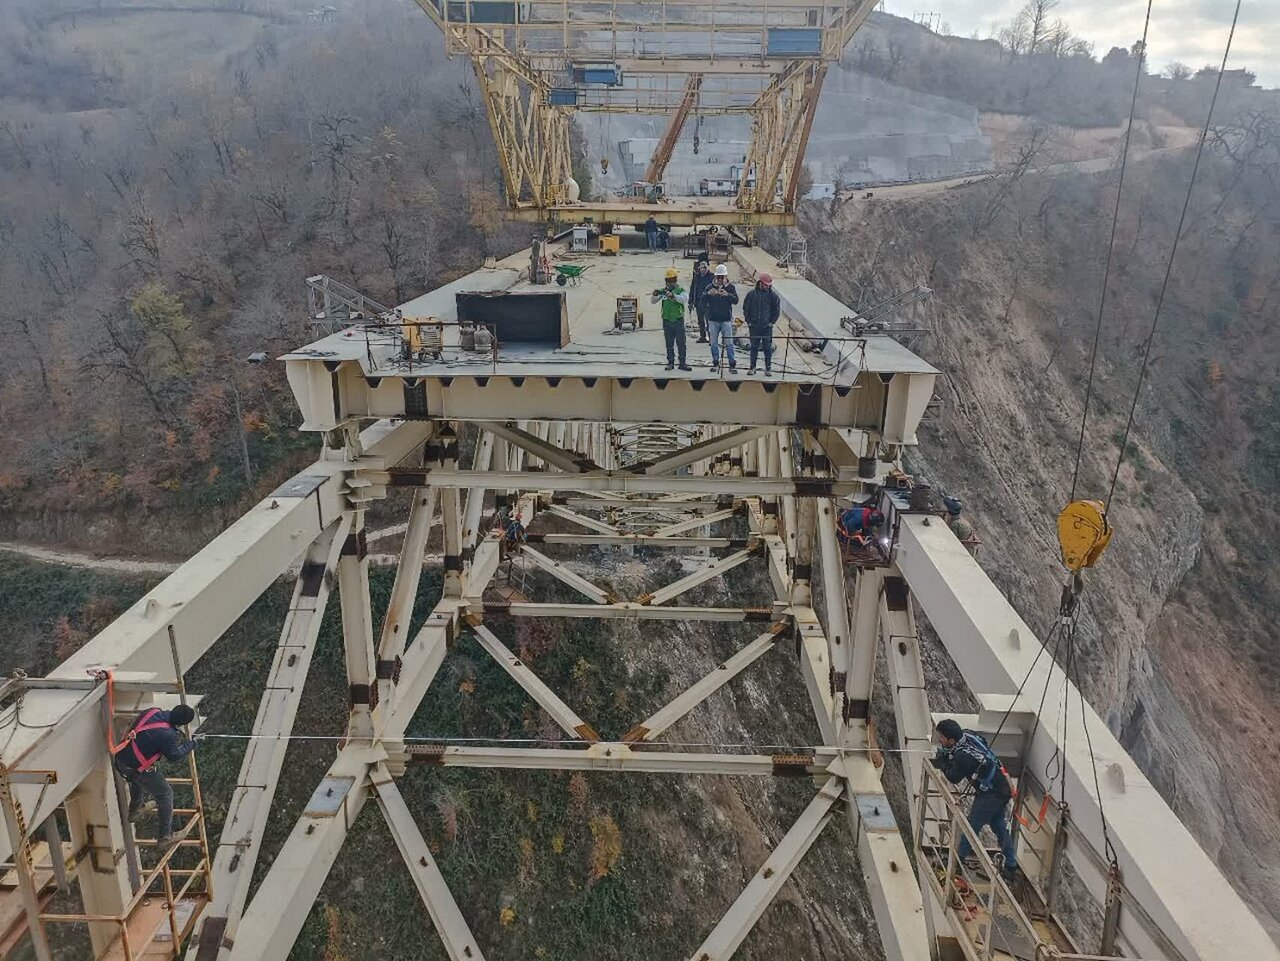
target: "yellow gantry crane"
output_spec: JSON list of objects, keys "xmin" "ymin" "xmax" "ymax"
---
[{"xmin": 410, "ymin": 0, "xmax": 878, "ymax": 227}]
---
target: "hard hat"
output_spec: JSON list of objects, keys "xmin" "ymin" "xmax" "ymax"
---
[
  {"xmin": 714, "ymin": 264, "xmax": 729, "ymax": 277},
  {"xmin": 758, "ymin": 272, "xmax": 773, "ymax": 287},
  {"xmin": 869, "ymin": 510, "xmax": 885, "ymax": 526},
  {"xmin": 665, "ymin": 268, "xmax": 679, "ymax": 279}
]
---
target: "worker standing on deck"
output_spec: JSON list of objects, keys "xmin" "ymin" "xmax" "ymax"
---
[
  {"xmin": 689, "ymin": 256, "xmax": 712, "ymax": 343},
  {"xmin": 932, "ymin": 718, "xmax": 1018, "ymax": 880},
  {"xmin": 113, "ymin": 704, "xmax": 199, "ymax": 851},
  {"xmin": 644, "ymin": 214, "xmax": 660, "ymax": 252},
  {"xmin": 700, "ymin": 263, "xmax": 739, "ymax": 373},
  {"xmin": 651, "ymin": 267, "xmax": 692, "ymax": 371},
  {"xmin": 742, "ymin": 272, "xmax": 781, "ymax": 376}
]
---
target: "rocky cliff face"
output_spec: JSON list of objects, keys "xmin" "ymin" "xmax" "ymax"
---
[{"xmin": 800, "ymin": 165, "xmax": 1280, "ymax": 942}]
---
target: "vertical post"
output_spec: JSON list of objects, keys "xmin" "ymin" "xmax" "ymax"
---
[
  {"xmin": 1100, "ymin": 865, "xmax": 1123, "ymax": 955},
  {"xmin": 461, "ymin": 430, "xmax": 495, "ymax": 551},
  {"xmin": 814, "ymin": 499, "xmax": 851, "ymax": 735},
  {"xmin": 791, "ymin": 495, "xmax": 816, "ymax": 609},
  {"xmin": 337, "ymin": 509, "xmax": 378, "ymax": 738},
  {"xmin": 41, "ymin": 815, "xmax": 68, "ymax": 893},
  {"xmin": 777, "ymin": 429, "xmax": 797, "ymax": 556},
  {"xmin": 169, "ymin": 628, "xmax": 212, "ymax": 904},
  {"xmin": 439, "ymin": 424, "xmax": 464, "ymax": 598},
  {"xmin": 1044, "ymin": 801, "xmax": 1070, "ymax": 914},
  {"xmin": 843, "ymin": 567, "xmax": 884, "ymax": 744},
  {"xmin": 65, "ymin": 760, "xmax": 134, "ymax": 954},
  {"xmin": 0, "ymin": 772, "xmax": 53, "ymax": 961},
  {"xmin": 102, "ymin": 692, "xmax": 142, "ymax": 893}
]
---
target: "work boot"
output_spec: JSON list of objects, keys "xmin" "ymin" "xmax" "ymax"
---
[
  {"xmin": 697, "ymin": 336, "xmax": 708, "ymax": 343},
  {"xmin": 747, "ymin": 367, "xmax": 757, "ymax": 375},
  {"xmin": 678, "ymin": 363, "xmax": 692, "ymax": 371},
  {"xmin": 664, "ymin": 363, "xmax": 674, "ymax": 371}
]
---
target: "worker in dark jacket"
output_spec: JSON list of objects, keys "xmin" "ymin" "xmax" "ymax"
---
[
  {"xmin": 699, "ymin": 263, "xmax": 739, "ymax": 372},
  {"xmin": 742, "ymin": 272, "xmax": 781, "ymax": 375},
  {"xmin": 688, "ymin": 257, "xmax": 713, "ymax": 343},
  {"xmin": 644, "ymin": 214, "xmax": 659, "ymax": 252},
  {"xmin": 112, "ymin": 704, "xmax": 198, "ymax": 849},
  {"xmin": 933, "ymin": 718, "xmax": 1018, "ymax": 878}
]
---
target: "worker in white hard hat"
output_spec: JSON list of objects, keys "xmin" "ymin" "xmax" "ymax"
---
[
  {"xmin": 651, "ymin": 267, "xmax": 691, "ymax": 371},
  {"xmin": 742, "ymin": 272, "xmax": 781, "ymax": 375},
  {"xmin": 699, "ymin": 263, "xmax": 739, "ymax": 373}
]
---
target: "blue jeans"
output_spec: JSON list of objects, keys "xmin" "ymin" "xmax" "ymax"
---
[
  {"xmin": 122, "ymin": 765, "xmax": 174, "ymax": 837},
  {"xmin": 958, "ymin": 790, "xmax": 1017, "ymax": 871},
  {"xmin": 708, "ymin": 320, "xmax": 736, "ymax": 368},
  {"xmin": 646, "ymin": 229, "xmax": 658, "ymax": 251},
  {"xmin": 748, "ymin": 325, "xmax": 774, "ymax": 371}
]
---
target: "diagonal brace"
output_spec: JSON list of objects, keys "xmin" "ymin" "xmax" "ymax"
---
[
  {"xmin": 638, "ymin": 546, "xmax": 758, "ymax": 606},
  {"xmin": 625, "ymin": 426, "xmax": 775, "ymax": 475},
  {"xmin": 371, "ymin": 765, "xmax": 487, "ymax": 961},
  {"xmin": 541, "ymin": 504, "xmax": 620, "ymax": 534},
  {"xmin": 688, "ymin": 777, "xmax": 846, "ymax": 961},
  {"xmin": 466, "ymin": 618, "xmax": 600, "ymax": 741},
  {"xmin": 622, "ymin": 623, "xmax": 787, "ymax": 742},
  {"xmin": 484, "ymin": 422, "xmax": 601, "ymax": 474},
  {"xmin": 518, "ymin": 545, "xmax": 619, "ymax": 604}
]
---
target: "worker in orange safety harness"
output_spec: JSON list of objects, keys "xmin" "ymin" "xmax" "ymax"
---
[
  {"xmin": 836, "ymin": 504, "xmax": 885, "ymax": 548},
  {"xmin": 112, "ymin": 704, "xmax": 199, "ymax": 850}
]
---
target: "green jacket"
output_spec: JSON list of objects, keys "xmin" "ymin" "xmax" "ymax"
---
[{"xmin": 651, "ymin": 283, "xmax": 688, "ymax": 324}]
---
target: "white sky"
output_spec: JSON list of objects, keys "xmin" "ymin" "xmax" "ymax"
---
[{"xmin": 883, "ymin": 0, "xmax": 1279, "ymax": 88}]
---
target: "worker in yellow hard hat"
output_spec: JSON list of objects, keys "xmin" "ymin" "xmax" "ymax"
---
[{"xmin": 651, "ymin": 267, "xmax": 691, "ymax": 371}]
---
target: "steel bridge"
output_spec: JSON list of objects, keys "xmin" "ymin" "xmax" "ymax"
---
[{"xmin": 1, "ymin": 237, "xmax": 1275, "ymax": 961}]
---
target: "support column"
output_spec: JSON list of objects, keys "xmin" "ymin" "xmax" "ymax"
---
[
  {"xmin": 64, "ymin": 760, "xmax": 133, "ymax": 955},
  {"xmin": 777, "ymin": 429, "xmax": 797, "ymax": 557},
  {"xmin": 438, "ymin": 425, "xmax": 464, "ymax": 598},
  {"xmin": 461, "ymin": 429, "xmax": 494, "ymax": 551},
  {"xmin": 815, "ymin": 498, "xmax": 851, "ymax": 735},
  {"xmin": 194, "ymin": 520, "xmax": 350, "ymax": 961},
  {"xmin": 842, "ymin": 568, "xmax": 884, "ymax": 747},
  {"xmin": 338, "ymin": 510, "xmax": 377, "ymax": 739}
]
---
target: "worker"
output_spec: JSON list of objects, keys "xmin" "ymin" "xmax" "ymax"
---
[
  {"xmin": 700, "ymin": 263, "xmax": 739, "ymax": 373},
  {"xmin": 644, "ymin": 214, "xmax": 659, "ymax": 252},
  {"xmin": 657, "ymin": 224, "xmax": 671, "ymax": 251},
  {"xmin": 651, "ymin": 267, "xmax": 691, "ymax": 371},
  {"xmin": 943, "ymin": 495, "xmax": 980, "ymax": 555},
  {"xmin": 836, "ymin": 503, "xmax": 884, "ymax": 548},
  {"xmin": 742, "ymin": 272, "xmax": 781, "ymax": 376},
  {"xmin": 689, "ymin": 257, "xmax": 712, "ymax": 343},
  {"xmin": 112, "ymin": 703, "xmax": 199, "ymax": 851},
  {"xmin": 932, "ymin": 718, "xmax": 1018, "ymax": 880}
]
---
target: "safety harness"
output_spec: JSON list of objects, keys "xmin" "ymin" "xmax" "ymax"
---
[
  {"xmin": 956, "ymin": 732, "xmax": 1011, "ymax": 795},
  {"xmin": 112, "ymin": 707, "xmax": 170, "ymax": 773}
]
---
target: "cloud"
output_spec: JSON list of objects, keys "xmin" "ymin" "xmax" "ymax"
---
[{"xmin": 886, "ymin": 0, "xmax": 1279, "ymax": 87}]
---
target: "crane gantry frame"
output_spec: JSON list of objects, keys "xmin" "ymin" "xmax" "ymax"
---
[{"xmin": 410, "ymin": 0, "xmax": 879, "ymax": 225}]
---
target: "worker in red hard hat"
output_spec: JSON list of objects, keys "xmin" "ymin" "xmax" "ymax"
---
[{"xmin": 742, "ymin": 272, "xmax": 781, "ymax": 376}]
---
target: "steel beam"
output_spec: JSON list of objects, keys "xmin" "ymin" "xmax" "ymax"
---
[
  {"xmin": 407, "ymin": 744, "xmax": 832, "ymax": 776},
  {"xmin": 650, "ymin": 508, "xmax": 740, "ymax": 537},
  {"xmin": 687, "ymin": 778, "xmax": 844, "ymax": 961},
  {"xmin": 338, "ymin": 511, "xmax": 378, "ymax": 738},
  {"xmin": 382, "ymin": 469, "xmax": 860, "ymax": 497},
  {"xmin": 192, "ymin": 519, "xmax": 350, "ymax": 961},
  {"xmin": 517, "ymin": 545, "xmax": 617, "ymax": 604},
  {"xmin": 467, "ymin": 620, "xmax": 598, "ymax": 741},
  {"xmin": 540, "ymin": 504, "xmax": 620, "ymax": 534},
  {"xmin": 473, "ymin": 602, "xmax": 781, "ymax": 622},
  {"xmin": 483, "ymin": 421, "xmax": 600, "ymax": 474},
  {"xmin": 439, "ymin": 428, "xmax": 464, "ymax": 598},
  {"xmin": 622, "ymin": 625, "xmax": 786, "ymax": 742},
  {"xmin": 525, "ymin": 534, "xmax": 749, "ymax": 549},
  {"xmin": 461, "ymin": 430, "xmax": 495, "ymax": 550},
  {"xmin": 639, "ymin": 547, "xmax": 757, "ymax": 606},
  {"xmin": 896, "ymin": 515, "xmax": 1279, "ymax": 961},
  {"xmin": 624, "ymin": 426, "xmax": 775, "ymax": 475},
  {"xmin": 370, "ymin": 767, "xmax": 487, "ymax": 961}
]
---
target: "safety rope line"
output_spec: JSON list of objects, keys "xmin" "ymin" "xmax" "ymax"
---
[
  {"xmin": 1105, "ymin": 0, "xmax": 1242, "ymax": 512},
  {"xmin": 1069, "ymin": 0, "xmax": 1155, "ymax": 502}
]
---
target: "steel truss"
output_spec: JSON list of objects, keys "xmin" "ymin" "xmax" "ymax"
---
[{"xmin": 2, "ymin": 414, "xmax": 1274, "ymax": 961}]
